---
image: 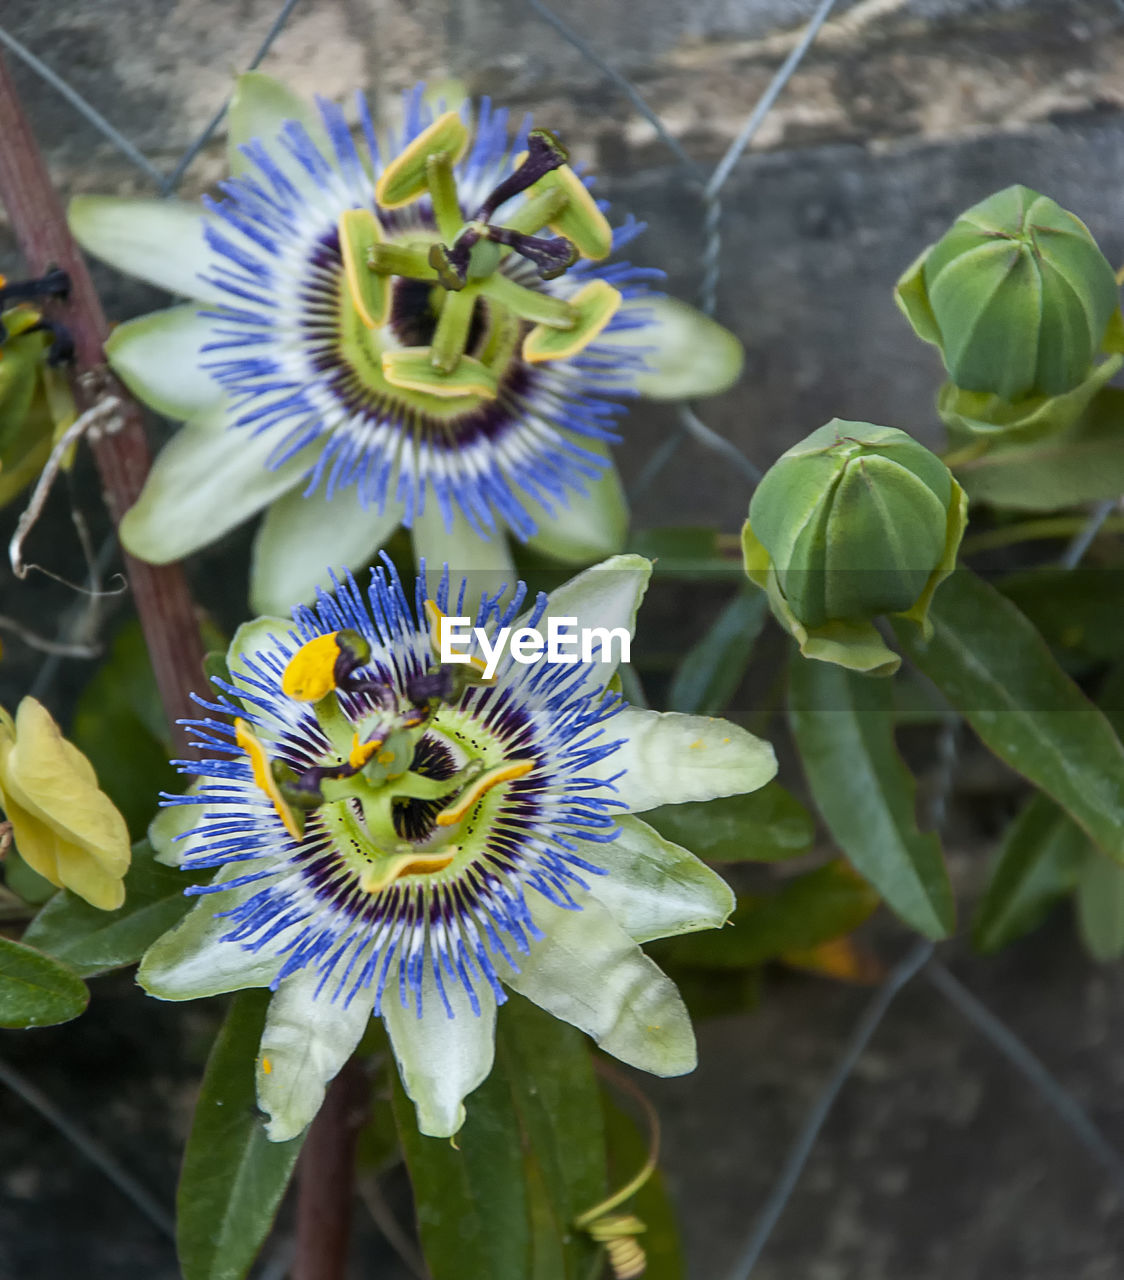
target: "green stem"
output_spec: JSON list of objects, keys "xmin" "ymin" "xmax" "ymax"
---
[
  {"xmin": 482, "ymin": 272, "xmax": 576, "ymax": 328},
  {"xmin": 962, "ymin": 515, "xmax": 1124, "ymax": 556},
  {"xmin": 425, "ymin": 152, "xmax": 465, "ymax": 243},
  {"xmin": 501, "ymin": 186, "xmax": 569, "ymax": 235},
  {"xmin": 430, "ymin": 285, "xmax": 479, "ymax": 373},
  {"xmin": 368, "ymin": 242, "xmax": 436, "ymax": 280}
]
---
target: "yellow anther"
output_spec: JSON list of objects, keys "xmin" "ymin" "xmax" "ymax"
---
[
  {"xmin": 424, "ymin": 599, "xmax": 490, "ymax": 678},
  {"xmin": 235, "ymin": 718, "xmax": 303, "ymax": 841},
  {"xmin": 349, "ymin": 732, "xmax": 383, "ymax": 770},
  {"xmin": 360, "ymin": 849, "xmax": 458, "ymax": 894},
  {"xmin": 522, "ymin": 279, "xmax": 621, "ymax": 364},
  {"xmin": 435, "ymin": 759, "xmax": 535, "ymax": 827},
  {"xmin": 689, "ymin": 739, "xmax": 705, "ymax": 750},
  {"xmin": 338, "ymin": 208, "xmax": 388, "ymax": 329},
  {"xmin": 261, "ymin": 1056, "xmax": 273, "ymax": 1075},
  {"xmin": 282, "ymin": 633, "xmax": 342, "ymax": 702},
  {"xmin": 375, "ymin": 111, "xmax": 470, "ymax": 208}
]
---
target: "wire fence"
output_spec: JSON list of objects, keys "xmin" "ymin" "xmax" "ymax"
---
[{"xmin": 1, "ymin": 1, "xmax": 1123, "ymax": 1277}]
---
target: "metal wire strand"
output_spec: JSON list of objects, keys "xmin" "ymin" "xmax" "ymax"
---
[
  {"xmin": 0, "ymin": 1053, "xmax": 176, "ymax": 1240},
  {"xmin": 926, "ymin": 962, "xmax": 1124, "ymax": 1197},
  {"xmin": 524, "ymin": 0, "xmax": 699, "ymax": 172},
  {"xmin": 159, "ymin": 0, "xmax": 305, "ymax": 194},
  {"xmin": 724, "ymin": 939, "xmax": 935, "ymax": 1280},
  {"xmin": 0, "ymin": 26, "xmax": 165, "ymax": 183}
]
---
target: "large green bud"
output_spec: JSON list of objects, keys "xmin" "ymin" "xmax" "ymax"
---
[
  {"xmin": 896, "ymin": 185, "xmax": 1120, "ymax": 405},
  {"xmin": 742, "ymin": 421, "xmax": 968, "ymax": 676}
]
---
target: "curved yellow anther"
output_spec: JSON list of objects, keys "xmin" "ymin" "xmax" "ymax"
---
[
  {"xmin": 435, "ymin": 759, "xmax": 535, "ymax": 827},
  {"xmin": 235, "ymin": 718, "xmax": 303, "ymax": 841},
  {"xmin": 424, "ymin": 600, "xmax": 490, "ymax": 679},
  {"xmin": 349, "ymin": 732, "xmax": 383, "ymax": 771},
  {"xmin": 282, "ymin": 633, "xmax": 342, "ymax": 702},
  {"xmin": 360, "ymin": 849, "xmax": 458, "ymax": 894}
]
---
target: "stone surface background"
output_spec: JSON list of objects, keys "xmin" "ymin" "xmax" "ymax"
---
[{"xmin": 2, "ymin": 1, "xmax": 1124, "ymax": 1277}]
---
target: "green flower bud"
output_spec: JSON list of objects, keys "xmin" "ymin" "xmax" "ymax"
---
[
  {"xmin": 743, "ymin": 420, "xmax": 968, "ymax": 676},
  {"xmin": 896, "ymin": 185, "xmax": 1120, "ymax": 403}
]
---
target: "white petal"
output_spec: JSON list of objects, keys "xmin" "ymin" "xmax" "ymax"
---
[
  {"xmin": 411, "ymin": 502, "xmax": 516, "ymax": 612},
  {"xmin": 383, "ymin": 964, "xmax": 497, "ymax": 1138},
  {"xmin": 147, "ymin": 789, "xmax": 205, "ymax": 867},
  {"xmin": 503, "ymin": 894, "xmax": 696, "ymax": 1076},
  {"xmin": 118, "ymin": 410, "xmax": 315, "ymax": 564},
  {"xmin": 250, "ymin": 484, "xmax": 405, "ymax": 617},
  {"xmin": 105, "ymin": 305, "xmax": 224, "ymax": 421},
  {"xmin": 256, "ymin": 969, "xmax": 376, "ymax": 1142},
  {"xmin": 138, "ymin": 875, "xmax": 279, "ymax": 1000},
  {"xmin": 69, "ymin": 195, "xmax": 223, "ymax": 304},
  {"xmin": 227, "ymin": 72, "xmax": 328, "ymax": 179},
  {"xmin": 591, "ymin": 707, "xmax": 776, "ymax": 813},
  {"xmin": 523, "ymin": 441, "xmax": 629, "ymax": 565},
  {"xmin": 609, "ymin": 295, "xmax": 744, "ymax": 400},
  {"xmin": 527, "ymin": 553, "xmax": 651, "ymax": 693},
  {"xmin": 583, "ymin": 814, "xmax": 735, "ymax": 943}
]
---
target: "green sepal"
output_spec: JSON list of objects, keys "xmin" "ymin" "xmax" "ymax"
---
[{"xmin": 939, "ymin": 354, "xmax": 1122, "ymax": 447}]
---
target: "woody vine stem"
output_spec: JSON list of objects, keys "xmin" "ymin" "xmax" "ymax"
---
[{"xmin": 0, "ymin": 52, "xmax": 204, "ymax": 755}]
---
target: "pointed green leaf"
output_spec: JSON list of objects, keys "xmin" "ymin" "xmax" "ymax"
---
[
  {"xmin": 788, "ymin": 655, "xmax": 954, "ymax": 939},
  {"xmin": 667, "ymin": 587, "xmax": 767, "ymax": 716},
  {"xmin": 643, "ymin": 783, "xmax": 815, "ymax": 863},
  {"xmin": 177, "ymin": 990, "xmax": 304, "ymax": 1280},
  {"xmin": 1076, "ymin": 851, "xmax": 1124, "ymax": 962},
  {"xmin": 23, "ymin": 839, "xmax": 204, "ymax": 977},
  {"xmin": 972, "ymin": 795, "xmax": 1088, "ymax": 953},
  {"xmin": 393, "ymin": 1045, "xmax": 531, "ymax": 1280},
  {"xmin": 892, "ymin": 570, "xmax": 1124, "ymax": 862},
  {"xmin": 0, "ymin": 936, "xmax": 88, "ymax": 1028},
  {"xmin": 664, "ymin": 860, "xmax": 880, "ymax": 968}
]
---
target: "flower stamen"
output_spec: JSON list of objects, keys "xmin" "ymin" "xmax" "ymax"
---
[
  {"xmin": 235, "ymin": 717, "xmax": 304, "ymax": 840},
  {"xmin": 434, "ymin": 758, "xmax": 535, "ymax": 827}
]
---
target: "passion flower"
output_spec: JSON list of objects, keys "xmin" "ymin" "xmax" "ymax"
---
[
  {"xmin": 69, "ymin": 75, "xmax": 742, "ymax": 613},
  {"xmin": 140, "ymin": 554, "xmax": 776, "ymax": 1139}
]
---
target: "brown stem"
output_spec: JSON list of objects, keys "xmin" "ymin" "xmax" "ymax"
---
[
  {"xmin": 0, "ymin": 54, "xmax": 204, "ymax": 754},
  {"xmin": 293, "ymin": 1058, "xmax": 369, "ymax": 1280}
]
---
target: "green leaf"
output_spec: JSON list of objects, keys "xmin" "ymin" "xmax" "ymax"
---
[
  {"xmin": 667, "ymin": 588, "xmax": 767, "ymax": 715},
  {"xmin": 626, "ymin": 527, "xmax": 743, "ymax": 577},
  {"xmin": 664, "ymin": 861, "xmax": 880, "ymax": 969},
  {"xmin": 954, "ymin": 385, "xmax": 1124, "ymax": 511},
  {"xmin": 393, "ymin": 1040, "xmax": 530, "ymax": 1280},
  {"xmin": 70, "ymin": 620, "xmax": 179, "ymax": 839},
  {"xmin": 972, "ymin": 794, "xmax": 1089, "ymax": 953},
  {"xmin": 393, "ymin": 994, "xmax": 608, "ymax": 1280},
  {"xmin": 0, "ymin": 935, "xmax": 88, "ymax": 1028},
  {"xmin": 1000, "ymin": 568, "xmax": 1124, "ymax": 666},
  {"xmin": 599, "ymin": 1090, "xmax": 685, "ymax": 1280},
  {"xmin": 177, "ymin": 990, "xmax": 304, "ymax": 1280},
  {"xmin": 498, "ymin": 997, "xmax": 607, "ymax": 1280},
  {"xmin": 1076, "ymin": 851, "xmax": 1124, "ymax": 962},
  {"xmin": 788, "ymin": 656, "xmax": 954, "ymax": 938},
  {"xmin": 23, "ymin": 839, "xmax": 203, "ymax": 978},
  {"xmin": 643, "ymin": 783, "xmax": 815, "ymax": 863},
  {"xmin": 892, "ymin": 570, "xmax": 1124, "ymax": 862}
]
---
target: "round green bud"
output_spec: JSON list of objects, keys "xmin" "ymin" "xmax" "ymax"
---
[
  {"xmin": 748, "ymin": 421, "xmax": 956, "ymax": 630},
  {"xmin": 897, "ymin": 185, "xmax": 1119, "ymax": 402}
]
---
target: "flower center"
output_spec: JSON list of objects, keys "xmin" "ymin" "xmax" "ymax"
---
[
  {"xmin": 236, "ymin": 625, "xmax": 536, "ymax": 895},
  {"xmin": 324, "ymin": 116, "xmax": 623, "ymax": 407}
]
